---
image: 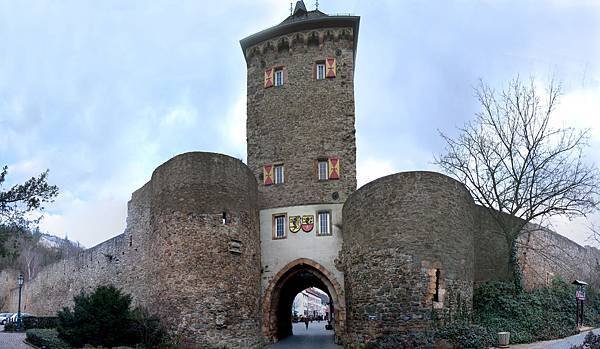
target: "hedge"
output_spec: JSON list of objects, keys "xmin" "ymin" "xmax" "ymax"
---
[
  {"xmin": 473, "ymin": 278, "xmax": 595, "ymax": 344},
  {"xmin": 26, "ymin": 329, "xmax": 70, "ymax": 349},
  {"xmin": 23, "ymin": 316, "xmax": 58, "ymax": 330}
]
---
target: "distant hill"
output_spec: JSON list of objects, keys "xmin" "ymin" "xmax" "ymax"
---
[
  {"xmin": 0, "ymin": 225, "xmax": 84, "ymax": 281},
  {"xmin": 39, "ymin": 233, "xmax": 73, "ymax": 249}
]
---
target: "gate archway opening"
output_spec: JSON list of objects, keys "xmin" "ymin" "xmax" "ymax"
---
[
  {"xmin": 262, "ymin": 258, "xmax": 345, "ymax": 343},
  {"xmin": 291, "ymin": 287, "xmax": 329, "ymax": 323}
]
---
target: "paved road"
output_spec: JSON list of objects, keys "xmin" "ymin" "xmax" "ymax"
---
[
  {"xmin": 267, "ymin": 322, "xmax": 342, "ymax": 349},
  {"xmin": 1, "ymin": 321, "xmax": 595, "ymax": 349},
  {"xmin": 266, "ymin": 324, "xmax": 597, "ymax": 349},
  {"xmin": 508, "ymin": 328, "xmax": 598, "ymax": 349},
  {"xmin": 0, "ymin": 325, "xmax": 29, "ymax": 349}
]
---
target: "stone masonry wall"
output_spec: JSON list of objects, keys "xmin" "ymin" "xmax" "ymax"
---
[
  {"xmin": 519, "ymin": 228, "xmax": 600, "ymax": 289},
  {"xmin": 147, "ymin": 152, "xmax": 262, "ymax": 349},
  {"xmin": 245, "ymin": 27, "xmax": 357, "ymax": 209},
  {"xmin": 4, "ymin": 152, "xmax": 263, "ymax": 349},
  {"xmin": 341, "ymin": 171, "xmax": 476, "ymax": 346},
  {"xmin": 3, "ymin": 180, "xmax": 156, "ymax": 315},
  {"xmin": 474, "ymin": 206, "xmax": 600, "ymax": 289},
  {"xmin": 473, "ymin": 207, "xmax": 513, "ymax": 284}
]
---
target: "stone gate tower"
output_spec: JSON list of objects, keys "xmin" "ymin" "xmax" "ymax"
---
[{"xmin": 240, "ymin": 0, "xmax": 359, "ymax": 343}]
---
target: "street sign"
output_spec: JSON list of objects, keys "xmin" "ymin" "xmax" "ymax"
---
[{"xmin": 576, "ymin": 290, "xmax": 586, "ymax": 301}]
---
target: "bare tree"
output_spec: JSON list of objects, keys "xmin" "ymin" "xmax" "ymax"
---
[
  {"xmin": 435, "ymin": 77, "xmax": 599, "ymax": 292},
  {"xmin": 16, "ymin": 233, "xmax": 43, "ymax": 281}
]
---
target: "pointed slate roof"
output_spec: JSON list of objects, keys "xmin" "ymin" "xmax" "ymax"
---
[
  {"xmin": 293, "ymin": 1, "xmax": 307, "ymax": 16},
  {"xmin": 280, "ymin": 8, "xmax": 328, "ymax": 26}
]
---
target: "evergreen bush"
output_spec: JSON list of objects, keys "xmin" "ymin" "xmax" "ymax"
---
[
  {"xmin": 3, "ymin": 321, "xmax": 17, "ymax": 332},
  {"xmin": 26, "ymin": 329, "xmax": 70, "ymax": 349},
  {"xmin": 57, "ymin": 284, "xmax": 165, "ymax": 348}
]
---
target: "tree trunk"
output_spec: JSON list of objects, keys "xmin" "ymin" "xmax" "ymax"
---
[{"xmin": 509, "ymin": 237, "xmax": 523, "ymax": 294}]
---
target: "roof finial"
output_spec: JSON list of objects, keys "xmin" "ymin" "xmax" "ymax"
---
[
  {"xmin": 315, "ymin": 0, "xmax": 319, "ymax": 10},
  {"xmin": 290, "ymin": 1, "xmax": 293, "ymax": 16}
]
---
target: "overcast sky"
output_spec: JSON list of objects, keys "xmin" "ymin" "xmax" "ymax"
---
[{"xmin": 1, "ymin": 0, "xmax": 599, "ymax": 248}]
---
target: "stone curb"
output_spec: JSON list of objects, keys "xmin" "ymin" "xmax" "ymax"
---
[{"xmin": 23, "ymin": 339, "xmax": 38, "ymax": 349}]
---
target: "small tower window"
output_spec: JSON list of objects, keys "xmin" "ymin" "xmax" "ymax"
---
[
  {"xmin": 222, "ymin": 211, "xmax": 228, "ymax": 225},
  {"xmin": 273, "ymin": 214, "xmax": 287, "ymax": 239},
  {"xmin": 317, "ymin": 211, "xmax": 332, "ymax": 236},
  {"xmin": 275, "ymin": 68, "xmax": 284, "ymax": 86},
  {"xmin": 318, "ymin": 160, "xmax": 329, "ymax": 180},
  {"xmin": 434, "ymin": 269, "xmax": 441, "ymax": 302},
  {"xmin": 274, "ymin": 164, "xmax": 284, "ymax": 184},
  {"xmin": 316, "ymin": 63, "xmax": 326, "ymax": 80}
]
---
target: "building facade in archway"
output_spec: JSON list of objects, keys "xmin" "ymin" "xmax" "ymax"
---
[{"xmin": 261, "ymin": 258, "xmax": 345, "ymax": 343}]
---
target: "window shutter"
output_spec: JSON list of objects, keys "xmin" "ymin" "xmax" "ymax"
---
[
  {"xmin": 263, "ymin": 165, "xmax": 274, "ymax": 185},
  {"xmin": 328, "ymin": 158, "xmax": 340, "ymax": 180},
  {"xmin": 326, "ymin": 58, "xmax": 336, "ymax": 78},
  {"xmin": 264, "ymin": 68, "xmax": 274, "ymax": 88},
  {"xmin": 312, "ymin": 62, "xmax": 317, "ymax": 80},
  {"xmin": 283, "ymin": 67, "xmax": 289, "ymax": 84}
]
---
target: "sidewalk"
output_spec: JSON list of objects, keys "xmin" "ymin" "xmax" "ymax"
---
[
  {"xmin": 267, "ymin": 322, "xmax": 341, "ymax": 349},
  {"xmin": 0, "ymin": 325, "xmax": 30, "ymax": 349},
  {"xmin": 507, "ymin": 328, "xmax": 598, "ymax": 349}
]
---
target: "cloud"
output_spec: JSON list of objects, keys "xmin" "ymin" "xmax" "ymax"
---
[
  {"xmin": 217, "ymin": 92, "xmax": 247, "ymax": 161},
  {"xmin": 553, "ymin": 86, "xmax": 600, "ymax": 139},
  {"xmin": 161, "ymin": 101, "xmax": 198, "ymax": 127},
  {"xmin": 549, "ymin": 213, "xmax": 600, "ymax": 248},
  {"xmin": 39, "ymin": 195, "xmax": 127, "ymax": 248},
  {"xmin": 357, "ymin": 158, "xmax": 397, "ymax": 188},
  {"xmin": 1, "ymin": 0, "xmax": 599, "ymax": 249}
]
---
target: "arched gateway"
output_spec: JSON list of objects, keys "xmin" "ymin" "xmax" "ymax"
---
[{"xmin": 262, "ymin": 258, "xmax": 346, "ymax": 343}]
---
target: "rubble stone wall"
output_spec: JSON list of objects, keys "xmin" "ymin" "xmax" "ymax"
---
[
  {"xmin": 519, "ymin": 228, "xmax": 600, "ymax": 289},
  {"xmin": 4, "ymin": 152, "xmax": 263, "ymax": 349},
  {"xmin": 474, "ymin": 206, "xmax": 600, "ymax": 289},
  {"xmin": 341, "ymin": 171, "xmax": 476, "ymax": 345},
  {"xmin": 245, "ymin": 26, "xmax": 357, "ymax": 209}
]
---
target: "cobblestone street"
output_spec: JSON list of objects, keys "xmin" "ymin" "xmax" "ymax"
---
[
  {"xmin": 0, "ymin": 325, "xmax": 29, "ymax": 349},
  {"xmin": 267, "ymin": 322, "xmax": 341, "ymax": 349}
]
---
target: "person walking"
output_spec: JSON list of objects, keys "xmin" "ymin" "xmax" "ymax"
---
[{"xmin": 304, "ymin": 316, "xmax": 309, "ymax": 330}]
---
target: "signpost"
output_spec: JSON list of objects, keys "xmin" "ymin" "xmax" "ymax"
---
[{"xmin": 572, "ymin": 280, "xmax": 588, "ymax": 329}]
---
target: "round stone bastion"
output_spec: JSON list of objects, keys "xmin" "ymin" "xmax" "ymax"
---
[
  {"xmin": 341, "ymin": 171, "xmax": 476, "ymax": 347},
  {"xmin": 146, "ymin": 152, "xmax": 262, "ymax": 349}
]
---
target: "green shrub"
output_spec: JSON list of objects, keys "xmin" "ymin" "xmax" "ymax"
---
[
  {"xmin": 3, "ymin": 321, "xmax": 17, "ymax": 332},
  {"xmin": 26, "ymin": 329, "xmax": 70, "ymax": 349},
  {"xmin": 584, "ymin": 286, "xmax": 600, "ymax": 326},
  {"xmin": 472, "ymin": 278, "xmax": 583, "ymax": 344},
  {"xmin": 57, "ymin": 285, "xmax": 138, "ymax": 348},
  {"xmin": 129, "ymin": 307, "xmax": 167, "ymax": 349},
  {"xmin": 435, "ymin": 323, "xmax": 495, "ymax": 348},
  {"xmin": 56, "ymin": 284, "xmax": 166, "ymax": 348}
]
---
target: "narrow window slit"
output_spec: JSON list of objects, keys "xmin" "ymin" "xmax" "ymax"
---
[{"xmin": 434, "ymin": 269, "xmax": 441, "ymax": 302}]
